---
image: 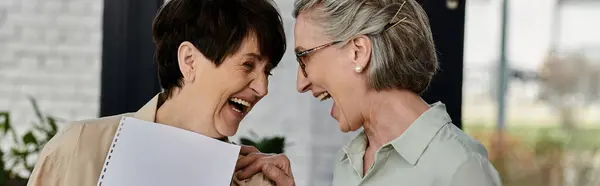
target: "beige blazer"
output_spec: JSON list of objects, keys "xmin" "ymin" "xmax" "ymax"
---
[{"xmin": 27, "ymin": 94, "xmax": 271, "ymax": 186}]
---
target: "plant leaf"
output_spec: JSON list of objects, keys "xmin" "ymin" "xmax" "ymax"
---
[
  {"xmin": 23, "ymin": 131, "xmax": 37, "ymax": 145},
  {"xmin": 11, "ymin": 147, "xmax": 27, "ymax": 157},
  {"xmin": 47, "ymin": 116, "xmax": 58, "ymax": 133},
  {"xmin": 240, "ymin": 138, "xmax": 256, "ymax": 147},
  {"xmin": 257, "ymin": 136, "xmax": 285, "ymax": 154},
  {"xmin": 0, "ymin": 170, "xmax": 5, "ymax": 185},
  {"xmin": 33, "ymin": 125, "xmax": 46, "ymax": 133},
  {"xmin": 28, "ymin": 96, "xmax": 45, "ymax": 125},
  {"xmin": 0, "ymin": 112, "xmax": 11, "ymax": 135},
  {"xmin": 0, "ymin": 149, "xmax": 5, "ymax": 184}
]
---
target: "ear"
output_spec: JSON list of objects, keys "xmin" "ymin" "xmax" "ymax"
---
[
  {"xmin": 177, "ymin": 41, "xmax": 197, "ymax": 83},
  {"xmin": 349, "ymin": 35, "xmax": 372, "ymax": 73}
]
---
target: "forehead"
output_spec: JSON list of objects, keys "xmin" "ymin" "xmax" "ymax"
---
[
  {"xmin": 229, "ymin": 35, "xmax": 268, "ymax": 64},
  {"xmin": 294, "ymin": 11, "xmax": 328, "ymax": 52},
  {"xmin": 238, "ymin": 34, "xmax": 260, "ymax": 53},
  {"xmin": 234, "ymin": 35, "xmax": 263, "ymax": 60}
]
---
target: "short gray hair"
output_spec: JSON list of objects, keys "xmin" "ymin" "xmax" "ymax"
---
[{"xmin": 293, "ymin": 0, "xmax": 438, "ymax": 93}]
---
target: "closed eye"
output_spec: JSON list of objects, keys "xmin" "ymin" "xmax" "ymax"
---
[
  {"xmin": 264, "ymin": 63, "xmax": 274, "ymax": 77},
  {"xmin": 243, "ymin": 62, "xmax": 255, "ymax": 72}
]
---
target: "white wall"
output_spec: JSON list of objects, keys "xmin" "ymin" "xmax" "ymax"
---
[{"xmin": 0, "ymin": 0, "xmax": 102, "ymax": 130}]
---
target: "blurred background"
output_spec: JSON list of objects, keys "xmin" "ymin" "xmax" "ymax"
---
[{"xmin": 0, "ymin": 0, "xmax": 598, "ymax": 186}]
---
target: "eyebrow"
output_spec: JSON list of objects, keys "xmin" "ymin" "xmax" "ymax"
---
[
  {"xmin": 244, "ymin": 53, "xmax": 273, "ymax": 70},
  {"xmin": 244, "ymin": 53, "xmax": 264, "ymax": 61}
]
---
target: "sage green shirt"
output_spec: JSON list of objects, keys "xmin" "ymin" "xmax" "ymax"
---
[{"xmin": 332, "ymin": 102, "xmax": 503, "ymax": 186}]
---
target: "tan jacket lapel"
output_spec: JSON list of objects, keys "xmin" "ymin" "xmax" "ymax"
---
[{"xmin": 133, "ymin": 94, "xmax": 160, "ymax": 122}]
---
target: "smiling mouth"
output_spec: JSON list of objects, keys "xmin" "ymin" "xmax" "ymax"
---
[
  {"xmin": 316, "ymin": 92, "xmax": 331, "ymax": 101},
  {"xmin": 228, "ymin": 97, "xmax": 251, "ymax": 115}
]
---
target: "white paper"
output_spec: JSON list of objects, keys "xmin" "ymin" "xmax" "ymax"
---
[{"xmin": 97, "ymin": 117, "xmax": 241, "ymax": 186}]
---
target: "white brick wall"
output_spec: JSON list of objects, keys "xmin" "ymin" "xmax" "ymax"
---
[{"xmin": 0, "ymin": 0, "xmax": 103, "ymax": 131}]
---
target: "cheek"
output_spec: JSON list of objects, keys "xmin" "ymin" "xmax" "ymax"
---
[
  {"xmin": 218, "ymin": 68, "xmax": 248, "ymax": 89},
  {"xmin": 333, "ymin": 78, "xmax": 364, "ymax": 129},
  {"xmin": 310, "ymin": 63, "xmax": 344, "ymax": 87},
  {"xmin": 328, "ymin": 69, "xmax": 357, "ymax": 96}
]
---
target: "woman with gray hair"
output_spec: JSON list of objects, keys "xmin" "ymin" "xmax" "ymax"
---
[{"xmin": 236, "ymin": 0, "xmax": 503, "ymax": 185}]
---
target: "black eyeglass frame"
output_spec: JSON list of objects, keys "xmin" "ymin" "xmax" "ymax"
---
[{"xmin": 295, "ymin": 40, "xmax": 343, "ymax": 77}]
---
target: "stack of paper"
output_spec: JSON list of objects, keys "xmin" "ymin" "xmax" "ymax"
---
[{"xmin": 97, "ymin": 117, "xmax": 241, "ymax": 186}]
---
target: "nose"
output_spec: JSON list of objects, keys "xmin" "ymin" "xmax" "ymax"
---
[
  {"xmin": 296, "ymin": 67, "xmax": 311, "ymax": 93},
  {"xmin": 250, "ymin": 74, "xmax": 268, "ymax": 97}
]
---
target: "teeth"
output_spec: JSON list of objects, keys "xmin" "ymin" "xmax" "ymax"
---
[
  {"xmin": 317, "ymin": 92, "xmax": 330, "ymax": 101},
  {"xmin": 232, "ymin": 107, "xmax": 242, "ymax": 113},
  {"xmin": 230, "ymin": 97, "xmax": 251, "ymax": 107}
]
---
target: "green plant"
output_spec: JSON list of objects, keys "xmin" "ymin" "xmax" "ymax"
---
[
  {"xmin": 1, "ymin": 112, "xmax": 9, "ymax": 184},
  {"xmin": 466, "ymin": 125, "xmax": 600, "ymax": 186},
  {"xmin": 239, "ymin": 130, "xmax": 287, "ymax": 154},
  {"xmin": 0, "ymin": 97, "xmax": 61, "ymax": 185}
]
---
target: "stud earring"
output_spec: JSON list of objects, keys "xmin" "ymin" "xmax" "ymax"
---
[{"xmin": 355, "ymin": 66, "xmax": 363, "ymax": 73}]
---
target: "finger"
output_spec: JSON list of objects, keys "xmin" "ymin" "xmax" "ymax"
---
[
  {"xmin": 237, "ymin": 155, "xmax": 291, "ymax": 180},
  {"xmin": 237, "ymin": 159, "xmax": 265, "ymax": 180},
  {"xmin": 239, "ymin": 145, "xmax": 260, "ymax": 155},
  {"xmin": 262, "ymin": 164, "xmax": 295, "ymax": 186},
  {"xmin": 270, "ymin": 155, "xmax": 291, "ymax": 175},
  {"xmin": 235, "ymin": 153, "xmax": 263, "ymax": 170}
]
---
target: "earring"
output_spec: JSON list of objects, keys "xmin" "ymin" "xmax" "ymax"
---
[{"xmin": 355, "ymin": 66, "xmax": 363, "ymax": 73}]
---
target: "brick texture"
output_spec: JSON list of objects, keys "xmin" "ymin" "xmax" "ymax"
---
[{"xmin": 0, "ymin": 0, "xmax": 102, "ymax": 132}]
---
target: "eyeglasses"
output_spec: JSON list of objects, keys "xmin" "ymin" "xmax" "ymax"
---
[{"xmin": 295, "ymin": 41, "xmax": 342, "ymax": 77}]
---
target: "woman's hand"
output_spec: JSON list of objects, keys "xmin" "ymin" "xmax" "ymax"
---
[{"xmin": 235, "ymin": 145, "xmax": 295, "ymax": 186}]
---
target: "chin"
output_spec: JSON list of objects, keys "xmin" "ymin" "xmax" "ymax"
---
[
  {"xmin": 337, "ymin": 121, "xmax": 353, "ymax": 133},
  {"xmin": 216, "ymin": 101, "xmax": 247, "ymax": 137},
  {"xmin": 337, "ymin": 117, "xmax": 363, "ymax": 133},
  {"xmin": 339, "ymin": 126, "xmax": 352, "ymax": 133},
  {"xmin": 215, "ymin": 121, "xmax": 240, "ymax": 137}
]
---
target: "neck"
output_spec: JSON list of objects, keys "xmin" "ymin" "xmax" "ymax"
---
[
  {"xmin": 361, "ymin": 90, "xmax": 430, "ymax": 149},
  {"xmin": 155, "ymin": 90, "xmax": 224, "ymax": 139}
]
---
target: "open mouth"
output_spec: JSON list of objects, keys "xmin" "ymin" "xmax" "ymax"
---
[
  {"xmin": 228, "ymin": 97, "xmax": 251, "ymax": 115},
  {"xmin": 316, "ymin": 92, "xmax": 332, "ymax": 101}
]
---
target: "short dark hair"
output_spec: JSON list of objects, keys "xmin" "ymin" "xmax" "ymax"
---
[{"xmin": 152, "ymin": 0, "xmax": 286, "ymax": 97}]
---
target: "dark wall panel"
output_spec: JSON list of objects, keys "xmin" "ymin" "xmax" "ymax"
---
[
  {"xmin": 419, "ymin": 0, "xmax": 466, "ymax": 129},
  {"xmin": 100, "ymin": 0, "xmax": 163, "ymax": 117}
]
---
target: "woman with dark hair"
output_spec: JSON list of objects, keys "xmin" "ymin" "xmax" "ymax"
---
[{"xmin": 27, "ymin": 0, "xmax": 286, "ymax": 185}]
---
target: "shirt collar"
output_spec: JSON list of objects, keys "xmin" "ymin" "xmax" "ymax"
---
[
  {"xmin": 341, "ymin": 130, "xmax": 367, "ymax": 157},
  {"xmin": 390, "ymin": 102, "xmax": 451, "ymax": 165},
  {"xmin": 133, "ymin": 94, "xmax": 161, "ymax": 122},
  {"xmin": 340, "ymin": 130, "xmax": 367, "ymax": 172},
  {"xmin": 340, "ymin": 102, "xmax": 452, "ymax": 165}
]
